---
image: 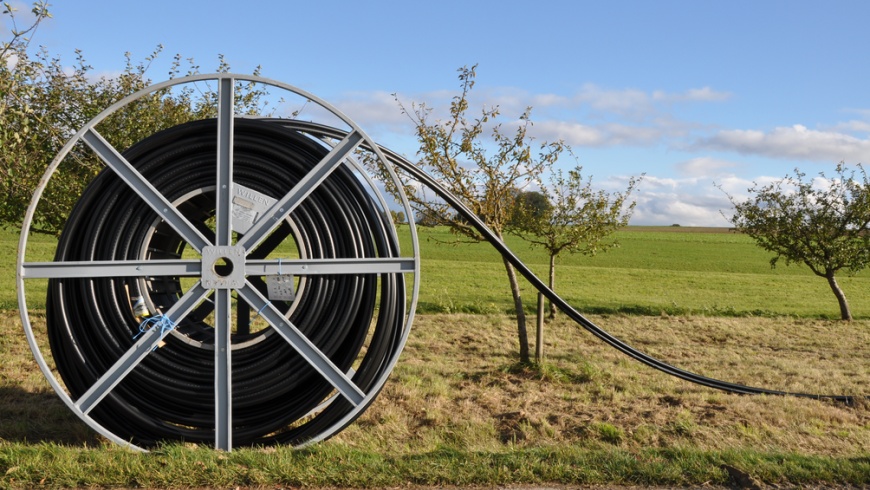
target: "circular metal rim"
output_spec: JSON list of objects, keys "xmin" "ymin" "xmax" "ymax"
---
[{"xmin": 16, "ymin": 73, "xmax": 421, "ymax": 451}]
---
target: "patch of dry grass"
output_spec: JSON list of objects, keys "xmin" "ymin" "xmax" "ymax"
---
[
  {"xmin": 337, "ymin": 313, "xmax": 869, "ymax": 457},
  {"xmin": 1, "ymin": 310, "xmax": 867, "ymax": 461}
]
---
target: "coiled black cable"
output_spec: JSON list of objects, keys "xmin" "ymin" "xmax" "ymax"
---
[{"xmin": 48, "ymin": 118, "xmax": 406, "ymax": 447}]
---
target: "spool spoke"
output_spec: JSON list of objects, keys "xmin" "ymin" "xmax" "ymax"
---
[
  {"xmin": 81, "ymin": 129, "xmax": 212, "ymax": 253},
  {"xmin": 245, "ymin": 257, "xmax": 414, "ymax": 276},
  {"xmin": 21, "ymin": 259, "xmax": 201, "ymax": 278},
  {"xmin": 74, "ymin": 282, "xmax": 211, "ymax": 414},
  {"xmin": 214, "ymin": 77, "xmax": 235, "ymax": 450},
  {"xmin": 237, "ymin": 130, "xmax": 364, "ymax": 252},
  {"xmin": 215, "ymin": 77, "xmax": 234, "ymax": 247},
  {"xmin": 213, "ymin": 288, "xmax": 232, "ymax": 450},
  {"xmin": 236, "ymin": 283, "xmax": 366, "ymax": 406}
]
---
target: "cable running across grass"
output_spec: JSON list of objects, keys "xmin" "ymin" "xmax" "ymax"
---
[{"xmin": 282, "ymin": 120, "xmax": 861, "ymax": 404}]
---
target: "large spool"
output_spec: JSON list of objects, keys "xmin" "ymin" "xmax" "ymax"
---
[{"xmin": 17, "ymin": 74, "xmax": 420, "ymax": 450}]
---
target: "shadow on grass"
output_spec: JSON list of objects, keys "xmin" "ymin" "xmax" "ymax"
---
[{"xmin": 0, "ymin": 385, "xmax": 99, "ymax": 445}]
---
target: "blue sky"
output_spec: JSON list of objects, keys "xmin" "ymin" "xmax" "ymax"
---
[{"xmin": 12, "ymin": 0, "xmax": 870, "ymax": 226}]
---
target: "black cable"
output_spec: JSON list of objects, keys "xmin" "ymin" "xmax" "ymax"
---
[
  {"xmin": 281, "ymin": 120, "xmax": 862, "ymax": 404},
  {"xmin": 48, "ymin": 118, "xmax": 406, "ymax": 447}
]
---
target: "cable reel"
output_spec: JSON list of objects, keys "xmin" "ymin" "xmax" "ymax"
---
[{"xmin": 17, "ymin": 74, "xmax": 420, "ymax": 451}]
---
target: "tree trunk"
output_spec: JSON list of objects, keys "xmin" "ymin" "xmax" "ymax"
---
[
  {"xmin": 502, "ymin": 255, "xmax": 530, "ymax": 363},
  {"xmin": 548, "ymin": 253, "xmax": 556, "ymax": 319},
  {"xmin": 825, "ymin": 272, "xmax": 852, "ymax": 321}
]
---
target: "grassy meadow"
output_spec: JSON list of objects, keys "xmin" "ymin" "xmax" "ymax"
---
[
  {"xmin": 2, "ymin": 226, "xmax": 869, "ymax": 488},
  {"xmin": 12, "ymin": 224, "xmax": 870, "ymax": 318},
  {"xmin": 411, "ymin": 225, "xmax": 870, "ymax": 319}
]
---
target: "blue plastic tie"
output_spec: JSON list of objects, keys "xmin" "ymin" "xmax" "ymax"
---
[
  {"xmin": 255, "ymin": 302, "xmax": 271, "ymax": 319},
  {"xmin": 248, "ymin": 301, "xmax": 271, "ymax": 327},
  {"xmin": 133, "ymin": 314, "xmax": 177, "ymax": 350}
]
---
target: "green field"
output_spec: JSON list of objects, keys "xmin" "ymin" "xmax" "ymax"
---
[
  {"xmin": 410, "ymin": 225, "xmax": 870, "ymax": 319},
  {"xmin": 10, "ymin": 225, "xmax": 870, "ymax": 318}
]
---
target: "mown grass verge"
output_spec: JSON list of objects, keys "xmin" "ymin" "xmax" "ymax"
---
[{"xmin": 1, "ymin": 442, "xmax": 867, "ymax": 489}]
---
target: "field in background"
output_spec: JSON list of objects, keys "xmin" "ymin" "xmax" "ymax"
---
[
  {"xmin": 411, "ymin": 225, "xmax": 870, "ymax": 318},
  {"xmin": 9, "ymin": 225, "xmax": 870, "ymax": 316}
]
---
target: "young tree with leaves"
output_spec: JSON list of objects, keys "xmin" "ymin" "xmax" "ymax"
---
[
  {"xmin": 397, "ymin": 65, "xmax": 565, "ymax": 362},
  {"xmin": 723, "ymin": 163, "xmax": 870, "ymax": 321},
  {"xmin": 511, "ymin": 167, "xmax": 640, "ymax": 318}
]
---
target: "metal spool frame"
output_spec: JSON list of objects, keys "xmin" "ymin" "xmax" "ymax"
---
[{"xmin": 17, "ymin": 74, "xmax": 420, "ymax": 451}]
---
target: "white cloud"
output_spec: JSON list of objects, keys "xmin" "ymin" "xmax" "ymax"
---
[
  {"xmin": 532, "ymin": 120, "xmax": 663, "ymax": 147},
  {"xmin": 3, "ymin": 51, "xmax": 17, "ymax": 69},
  {"xmin": 333, "ymin": 90, "xmax": 409, "ymax": 129},
  {"xmin": 631, "ymin": 176, "xmax": 735, "ymax": 227},
  {"xmin": 841, "ymin": 107, "xmax": 870, "ymax": 120},
  {"xmin": 354, "ymin": 83, "xmax": 731, "ymax": 154},
  {"xmin": 531, "ymin": 120, "xmax": 606, "ymax": 146},
  {"xmin": 560, "ymin": 85, "xmax": 730, "ymax": 118},
  {"xmin": 632, "ymin": 193, "xmax": 733, "ymax": 227},
  {"xmin": 830, "ymin": 119, "xmax": 870, "ymax": 134},
  {"xmin": 572, "ymin": 84, "xmax": 653, "ymax": 117},
  {"xmin": 414, "ymin": 84, "xmax": 735, "ymax": 122},
  {"xmin": 600, "ymin": 123, "xmax": 663, "ymax": 146},
  {"xmin": 319, "ymin": 87, "xmax": 836, "ymax": 228},
  {"xmin": 674, "ymin": 157, "xmax": 741, "ymax": 177},
  {"xmin": 696, "ymin": 124, "xmax": 870, "ymax": 163},
  {"xmin": 654, "ymin": 86, "xmax": 732, "ymax": 103},
  {"xmin": 530, "ymin": 93, "xmax": 571, "ymax": 108}
]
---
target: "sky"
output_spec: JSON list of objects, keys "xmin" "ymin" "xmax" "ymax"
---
[{"xmin": 10, "ymin": 0, "xmax": 870, "ymax": 226}]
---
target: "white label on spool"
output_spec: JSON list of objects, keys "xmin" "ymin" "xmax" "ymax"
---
[
  {"xmin": 232, "ymin": 184, "xmax": 277, "ymax": 234},
  {"xmin": 266, "ymin": 274, "xmax": 296, "ymax": 301}
]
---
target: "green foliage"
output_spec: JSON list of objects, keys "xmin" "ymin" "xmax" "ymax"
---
[
  {"xmin": 395, "ymin": 64, "xmax": 568, "ymax": 362},
  {"xmin": 594, "ymin": 422, "xmax": 625, "ymax": 444},
  {"xmin": 389, "ymin": 209, "xmax": 406, "ymax": 224},
  {"xmin": 0, "ymin": 7, "xmax": 270, "ymax": 235},
  {"xmin": 510, "ymin": 166, "xmax": 641, "ymax": 318},
  {"xmin": 512, "ymin": 167, "xmax": 640, "ymax": 259},
  {"xmin": 511, "ymin": 189, "xmax": 551, "ymax": 224},
  {"xmin": 724, "ymin": 163, "xmax": 870, "ymax": 320}
]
